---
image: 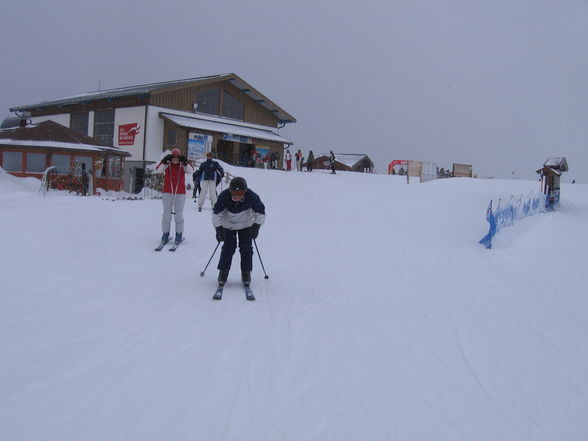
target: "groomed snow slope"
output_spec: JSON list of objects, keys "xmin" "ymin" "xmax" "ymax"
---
[{"xmin": 1, "ymin": 165, "xmax": 587, "ymax": 441}]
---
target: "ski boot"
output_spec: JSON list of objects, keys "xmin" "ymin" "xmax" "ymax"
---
[
  {"xmin": 218, "ymin": 270, "xmax": 229, "ymax": 287},
  {"xmin": 242, "ymin": 271, "xmax": 251, "ymax": 287}
]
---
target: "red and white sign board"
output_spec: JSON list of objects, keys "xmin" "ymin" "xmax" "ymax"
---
[{"xmin": 118, "ymin": 123, "xmax": 141, "ymax": 146}]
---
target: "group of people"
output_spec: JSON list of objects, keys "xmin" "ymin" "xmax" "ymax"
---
[
  {"xmin": 285, "ymin": 148, "xmax": 336, "ymax": 172},
  {"xmin": 156, "ymin": 149, "xmax": 266, "ymax": 286},
  {"xmin": 239, "ymin": 147, "xmax": 279, "ymax": 169},
  {"xmin": 237, "ymin": 146, "xmax": 339, "ymax": 174}
]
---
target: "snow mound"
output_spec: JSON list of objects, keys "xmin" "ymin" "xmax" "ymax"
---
[{"xmin": 0, "ymin": 167, "xmax": 40, "ymax": 194}]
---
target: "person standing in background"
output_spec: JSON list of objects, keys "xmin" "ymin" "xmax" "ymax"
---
[
  {"xmin": 295, "ymin": 149, "xmax": 303, "ymax": 171},
  {"xmin": 197, "ymin": 152, "xmax": 224, "ymax": 212},
  {"xmin": 329, "ymin": 150, "xmax": 336, "ymax": 174},
  {"xmin": 155, "ymin": 148, "xmax": 194, "ymax": 246},
  {"xmin": 306, "ymin": 150, "xmax": 315, "ymax": 172}
]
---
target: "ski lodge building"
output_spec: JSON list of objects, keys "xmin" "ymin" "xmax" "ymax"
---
[{"xmin": 7, "ymin": 73, "xmax": 296, "ymax": 193}]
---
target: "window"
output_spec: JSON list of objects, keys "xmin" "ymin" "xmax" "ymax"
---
[
  {"xmin": 222, "ymin": 90, "xmax": 244, "ymax": 120},
  {"xmin": 108, "ymin": 157, "xmax": 122, "ymax": 178},
  {"xmin": 195, "ymin": 88, "xmax": 220, "ymax": 115},
  {"xmin": 26, "ymin": 152, "xmax": 47, "ymax": 172},
  {"xmin": 167, "ymin": 128, "xmax": 176, "ymax": 146},
  {"xmin": 94, "ymin": 109, "xmax": 115, "ymax": 145},
  {"xmin": 2, "ymin": 151, "xmax": 23, "ymax": 172},
  {"xmin": 70, "ymin": 112, "xmax": 89, "ymax": 136},
  {"xmin": 52, "ymin": 154, "xmax": 71, "ymax": 174}
]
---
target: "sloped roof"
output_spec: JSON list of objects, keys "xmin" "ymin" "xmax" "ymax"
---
[
  {"xmin": 10, "ymin": 73, "xmax": 296, "ymax": 124},
  {"xmin": 0, "ymin": 120, "xmax": 129, "ymax": 155},
  {"xmin": 314, "ymin": 153, "xmax": 374, "ymax": 168},
  {"xmin": 1, "ymin": 114, "xmax": 20, "ymax": 129},
  {"xmin": 543, "ymin": 157, "xmax": 568, "ymax": 171}
]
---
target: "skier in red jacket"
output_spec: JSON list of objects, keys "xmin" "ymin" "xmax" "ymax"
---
[{"xmin": 155, "ymin": 148, "xmax": 194, "ymax": 245}]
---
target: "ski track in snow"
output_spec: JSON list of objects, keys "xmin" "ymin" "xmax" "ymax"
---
[{"xmin": 1, "ymin": 167, "xmax": 588, "ymax": 441}]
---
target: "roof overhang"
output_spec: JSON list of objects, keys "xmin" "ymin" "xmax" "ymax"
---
[
  {"xmin": 160, "ymin": 112, "xmax": 292, "ymax": 144},
  {"xmin": 0, "ymin": 139, "xmax": 130, "ymax": 156},
  {"xmin": 543, "ymin": 156, "xmax": 568, "ymax": 172},
  {"xmin": 224, "ymin": 75, "xmax": 296, "ymax": 124},
  {"xmin": 536, "ymin": 166, "xmax": 563, "ymax": 176}
]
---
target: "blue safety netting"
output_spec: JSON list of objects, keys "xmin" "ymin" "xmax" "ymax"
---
[{"xmin": 479, "ymin": 192, "xmax": 548, "ymax": 249}]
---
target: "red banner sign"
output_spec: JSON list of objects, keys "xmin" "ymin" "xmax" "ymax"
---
[
  {"xmin": 388, "ymin": 160, "xmax": 408, "ymax": 174},
  {"xmin": 118, "ymin": 123, "xmax": 140, "ymax": 146}
]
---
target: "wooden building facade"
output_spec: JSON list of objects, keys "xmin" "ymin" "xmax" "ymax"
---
[{"xmin": 9, "ymin": 73, "xmax": 296, "ymax": 192}]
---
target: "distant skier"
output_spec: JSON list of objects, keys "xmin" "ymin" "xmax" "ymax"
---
[
  {"xmin": 285, "ymin": 149, "xmax": 293, "ymax": 171},
  {"xmin": 295, "ymin": 149, "xmax": 303, "ymax": 171},
  {"xmin": 196, "ymin": 152, "xmax": 224, "ymax": 212},
  {"xmin": 306, "ymin": 150, "xmax": 314, "ymax": 172},
  {"xmin": 155, "ymin": 148, "xmax": 194, "ymax": 245},
  {"xmin": 329, "ymin": 150, "xmax": 336, "ymax": 174},
  {"xmin": 212, "ymin": 177, "xmax": 265, "ymax": 287}
]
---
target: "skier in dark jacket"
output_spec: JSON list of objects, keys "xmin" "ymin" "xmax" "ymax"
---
[
  {"xmin": 329, "ymin": 150, "xmax": 336, "ymax": 174},
  {"xmin": 212, "ymin": 177, "xmax": 265, "ymax": 287},
  {"xmin": 197, "ymin": 152, "xmax": 224, "ymax": 212},
  {"xmin": 192, "ymin": 169, "xmax": 202, "ymax": 199},
  {"xmin": 306, "ymin": 150, "xmax": 315, "ymax": 172}
]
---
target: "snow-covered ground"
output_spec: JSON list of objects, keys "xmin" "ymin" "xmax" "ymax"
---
[{"xmin": 1, "ymin": 165, "xmax": 587, "ymax": 441}]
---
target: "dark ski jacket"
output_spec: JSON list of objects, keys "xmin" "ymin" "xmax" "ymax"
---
[
  {"xmin": 198, "ymin": 159, "xmax": 224, "ymax": 183},
  {"xmin": 212, "ymin": 189, "xmax": 266, "ymax": 230}
]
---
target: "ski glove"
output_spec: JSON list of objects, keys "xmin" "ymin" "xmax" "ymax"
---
[
  {"xmin": 161, "ymin": 154, "xmax": 173, "ymax": 164},
  {"xmin": 179, "ymin": 155, "xmax": 188, "ymax": 166},
  {"xmin": 216, "ymin": 226, "xmax": 225, "ymax": 242},
  {"xmin": 250, "ymin": 223, "xmax": 260, "ymax": 240}
]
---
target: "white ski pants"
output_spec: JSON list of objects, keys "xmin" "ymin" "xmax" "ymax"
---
[
  {"xmin": 162, "ymin": 193, "xmax": 186, "ymax": 234},
  {"xmin": 198, "ymin": 180, "xmax": 217, "ymax": 208}
]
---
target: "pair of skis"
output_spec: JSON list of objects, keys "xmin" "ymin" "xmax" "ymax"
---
[
  {"xmin": 154, "ymin": 238, "xmax": 183, "ymax": 252},
  {"xmin": 213, "ymin": 283, "xmax": 255, "ymax": 301}
]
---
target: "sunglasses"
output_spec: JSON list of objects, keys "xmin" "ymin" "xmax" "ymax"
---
[{"xmin": 230, "ymin": 190, "xmax": 245, "ymax": 199}]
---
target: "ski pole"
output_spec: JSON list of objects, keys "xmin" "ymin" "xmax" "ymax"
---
[
  {"xmin": 253, "ymin": 239, "xmax": 269, "ymax": 279},
  {"xmin": 200, "ymin": 242, "xmax": 221, "ymax": 277}
]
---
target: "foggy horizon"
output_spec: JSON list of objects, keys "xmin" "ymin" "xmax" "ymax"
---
[{"xmin": 2, "ymin": 0, "xmax": 587, "ymax": 182}]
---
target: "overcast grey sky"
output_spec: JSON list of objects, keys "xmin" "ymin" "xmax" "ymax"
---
[{"xmin": 2, "ymin": 0, "xmax": 587, "ymax": 181}]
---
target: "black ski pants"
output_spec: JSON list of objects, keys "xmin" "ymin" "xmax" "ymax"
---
[{"xmin": 217, "ymin": 228, "xmax": 253, "ymax": 272}]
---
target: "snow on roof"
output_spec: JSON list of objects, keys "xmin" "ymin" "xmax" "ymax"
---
[
  {"xmin": 160, "ymin": 111, "xmax": 292, "ymax": 144},
  {"xmin": 10, "ymin": 74, "xmax": 296, "ymax": 124},
  {"xmin": 316, "ymin": 153, "xmax": 371, "ymax": 168},
  {"xmin": 0, "ymin": 120, "xmax": 130, "ymax": 155},
  {"xmin": 0, "ymin": 139, "xmax": 111, "ymax": 152},
  {"xmin": 10, "ymin": 74, "xmax": 226, "ymax": 111},
  {"xmin": 543, "ymin": 157, "xmax": 568, "ymax": 171}
]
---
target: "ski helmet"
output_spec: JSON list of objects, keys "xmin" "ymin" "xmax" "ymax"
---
[
  {"xmin": 229, "ymin": 177, "xmax": 247, "ymax": 192},
  {"xmin": 171, "ymin": 148, "xmax": 181, "ymax": 156}
]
